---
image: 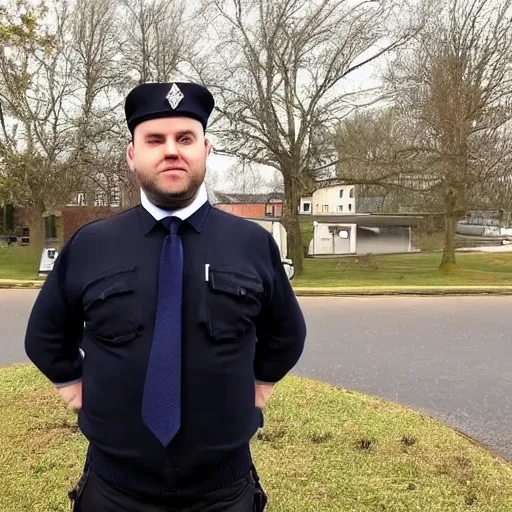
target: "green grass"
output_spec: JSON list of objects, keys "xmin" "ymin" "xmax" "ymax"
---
[
  {"xmin": 2, "ymin": 365, "xmax": 512, "ymax": 511},
  {"xmin": 0, "ymin": 245, "xmax": 41, "ymax": 280},
  {"xmin": 293, "ymin": 252, "xmax": 512, "ymax": 288},
  {"xmin": 297, "ymin": 218, "xmax": 512, "ymax": 288},
  {"xmin": 4, "ymin": 236, "xmax": 512, "ymax": 289}
]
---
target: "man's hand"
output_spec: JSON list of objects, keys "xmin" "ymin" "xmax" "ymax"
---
[
  {"xmin": 56, "ymin": 380, "xmax": 83, "ymax": 410},
  {"xmin": 255, "ymin": 381, "xmax": 274, "ymax": 409}
]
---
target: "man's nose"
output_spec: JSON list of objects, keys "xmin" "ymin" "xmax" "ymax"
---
[{"xmin": 163, "ymin": 139, "xmax": 179, "ymax": 157}]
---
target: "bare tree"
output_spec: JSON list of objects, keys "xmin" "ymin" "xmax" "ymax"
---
[
  {"xmin": 335, "ymin": 107, "xmax": 445, "ymax": 213},
  {"xmin": 385, "ymin": 0, "xmax": 512, "ymax": 271},
  {"xmin": 118, "ymin": 0, "xmax": 189, "ymax": 86},
  {"xmin": 0, "ymin": 1, "xmax": 82, "ymax": 249},
  {"xmin": 71, "ymin": 0, "xmax": 122, "ymax": 157},
  {"xmin": 196, "ymin": 0, "xmax": 427, "ymax": 274},
  {"xmin": 69, "ymin": 0, "xmax": 130, "ymax": 206}
]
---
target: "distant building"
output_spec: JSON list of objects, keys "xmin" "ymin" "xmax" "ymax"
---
[
  {"xmin": 300, "ymin": 185, "xmax": 356, "ymax": 215},
  {"xmin": 213, "ymin": 191, "xmax": 284, "ymax": 218},
  {"xmin": 306, "ymin": 214, "xmax": 420, "ymax": 256},
  {"xmin": 299, "ymin": 184, "xmax": 420, "ymax": 255}
]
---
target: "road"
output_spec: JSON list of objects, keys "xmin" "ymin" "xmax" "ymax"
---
[
  {"xmin": 294, "ymin": 296, "xmax": 512, "ymax": 461},
  {"xmin": 2, "ymin": 291, "xmax": 511, "ymax": 460}
]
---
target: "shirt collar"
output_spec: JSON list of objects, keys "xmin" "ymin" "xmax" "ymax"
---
[{"xmin": 139, "ymin": 182, "xmax": 211, "ymax": 234}]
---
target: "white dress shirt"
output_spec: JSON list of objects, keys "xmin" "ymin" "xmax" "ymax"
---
[{"xmin": 140, "ymin": 182, "xmax": 208, "ymax": 221}]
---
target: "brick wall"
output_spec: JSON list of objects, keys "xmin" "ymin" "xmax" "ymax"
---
[
  {"xmin": 15, "ymin": 208, "xmax": 32, "ymax": 231},
  {"xmin": 15, "ymin": 201, "xmax": 281, "ymax": 245},
  {"xmin": 215, "ymin": 204, "xmax": 266, "ymax": 217},
  {"xmin": 61, "ymin": 207, "xmax": 121, "ymax": 242},
  {"xmin": 214, "ymin": 203, "xmax": 285, "ymax": 218}
]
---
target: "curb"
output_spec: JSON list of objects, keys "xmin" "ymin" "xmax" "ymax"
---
[
  {"xmin": 0, "ymin": 280, "xmax": 44, "ymax": 289},
  {"xmin": 292, "ymin": 286, "xmax": 512, "ymax": 297},
  {"xmin": 3, "ymin": 280, "xmax": 512, "ymax": 296}
]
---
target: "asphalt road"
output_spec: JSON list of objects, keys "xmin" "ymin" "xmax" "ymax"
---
[
  {"xmin": 295, "ymin": 296, "xmax": 512, "ymax": 461},
  {"xmin": 2, "ymin": 291, "xmax": 511, "ymax": 460}
]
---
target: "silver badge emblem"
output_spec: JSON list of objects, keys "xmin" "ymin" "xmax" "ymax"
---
[{"xmin": 166, "ymin": 83, "xmax": 184, "ymax": 109}]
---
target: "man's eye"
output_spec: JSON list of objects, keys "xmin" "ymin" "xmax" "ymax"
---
[
  {"xmin": 180, "ymin": 137, "xmax": 192, "ymax": 143},
  {"xmin": 147, "ymin": 139, "xmax": 161, "ymax": 144}
]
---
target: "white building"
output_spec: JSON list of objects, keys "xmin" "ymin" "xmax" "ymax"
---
[
  {"xmin": 300, "ymin": 185, "xmax": 356, "ymax": 215},
  {"xmin": 308, "ymin": 218, "xmax": 415, "ymax": 256}
]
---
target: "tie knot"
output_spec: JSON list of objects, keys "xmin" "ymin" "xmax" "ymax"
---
[{"xmin": 160, "ymin": 216, "xmax": 181, "ymax": 235}]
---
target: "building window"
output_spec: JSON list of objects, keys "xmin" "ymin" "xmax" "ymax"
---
[
  {"xmin": 322, "ymin": 205, "xmax": 329, "ymax": 213},
  {"xmin": 21, "ymin": 227, "xmax": 30, "ymax": 245},
  {"xmin": 349, "ymin": 203, "xmax": 352, "ymax": 211},
  {"xmin": 94, "ymin": 190, "xmax": 107, "ymax": 207},
  {"xmin": 44, "ymin": 215, "xmax": 57, "ymax": 240},
  {"xmin": 339, "ymin": 189, "xmax": 344, "ymax": 198},
  {"xmin": 303, "ymin": 203, "xmax": 311, "ymax": 212},
  {"xmin": 110, "ymin": 186, "xmax": 121, "ymax": 207},
  {"xmin": 77, "ymin": 193, "xmax": 86, "ymax": 206},
  {"xmin": 337, "ymin": 205, "xmax": 344, "ymax": 212},
  {"xmin": 265, "ymin": 204, "xmax": 273, "ymax": 216},
  {"xmin": 350, "ymin": 188, "xmax": 354, "ymax": 198}
]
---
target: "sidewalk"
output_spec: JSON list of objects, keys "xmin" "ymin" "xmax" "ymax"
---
[{"xmin": 3, "ymin": 278, "xmax": 512, "ymax": 296}]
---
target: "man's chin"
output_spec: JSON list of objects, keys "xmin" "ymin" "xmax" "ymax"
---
[{"xmin": 144, "ymin": 184, "xmax": 199, "ymax": 209}]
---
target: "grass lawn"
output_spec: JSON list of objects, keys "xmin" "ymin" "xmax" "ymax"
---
[
  {"xmin": 0, "ymin": 245, "xmax": 41, "ymax": 280},
  {"xmin": 293, "ymin": 252, "xmax": 512, "ymax": 288},
  {"xmin": 4, "ymin": 239, "xmax": 512, "ymax": 289},
  {"xmin": 2, "ymin": 365, "xmax": 512, "ymax": 511}
]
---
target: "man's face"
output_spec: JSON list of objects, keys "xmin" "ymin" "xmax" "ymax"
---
[{"xmin": 126, "ymin": 117, "xmax": 212, "ymax": 208}]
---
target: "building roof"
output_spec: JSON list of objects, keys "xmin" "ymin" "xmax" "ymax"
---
[
  {"xmin": 213, "ymin": 191, "xmax": 284, "ymax": 205},
  {"xmin": 302, "ymin": 214, "xmax": 422, "ymax": 227}
]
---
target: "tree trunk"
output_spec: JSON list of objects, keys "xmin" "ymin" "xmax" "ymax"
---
[
  {"xmin": 439, "ymin": 184, "xmax": 461, "ymax": 272},
  {"xmin": 281, "ymin": 173, "xmax": 304, "ymax": 275},
  {"xmin": 27, "ymin": 209, "xmax": 45, "ymax": 274},
  {"xmin": 439, "ymin": 212, "xmax": 459, "ymax": 272}
]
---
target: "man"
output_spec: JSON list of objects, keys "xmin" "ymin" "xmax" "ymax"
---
[{"xmin": 25, "ymin": 82, "xmax": 307, "ymax": 512}]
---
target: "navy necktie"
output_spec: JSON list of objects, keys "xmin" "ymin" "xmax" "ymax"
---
[{"xmin": 142, "ymin": 216, "xmax": 183, "ymax": 446}]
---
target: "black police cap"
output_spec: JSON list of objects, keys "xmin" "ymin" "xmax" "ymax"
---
[{"xmin": 125, "ymin": 82, "xmax": 215, "ymax": 135}]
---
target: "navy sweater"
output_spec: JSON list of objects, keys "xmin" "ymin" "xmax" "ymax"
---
[{"xmin": 25, "ymin": 203, "xmax": 306, "ymax": 498}]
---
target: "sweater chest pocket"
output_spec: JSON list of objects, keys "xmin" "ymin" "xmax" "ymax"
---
[
  {"xmin": 82, "ymin": 267, "xmax": 140, "ymax": 344},
  {"xmin": 206, "ymin": 267, "xmax": 263, "ymax": 340}
]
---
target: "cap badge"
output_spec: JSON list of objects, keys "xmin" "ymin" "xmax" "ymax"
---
[{"xmin": 166, "ymin": 83, "xmax": 184, "ymax": 110}]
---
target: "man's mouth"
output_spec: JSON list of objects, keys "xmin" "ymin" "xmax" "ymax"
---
[{"xmin": 161, "ymin": 168, "xmax": 187, "ymax": 174}]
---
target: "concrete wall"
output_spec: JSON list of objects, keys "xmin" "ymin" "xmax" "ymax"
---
[
  {"xmin": 310, "ymin": 223, "xmax": 356, "ymax": 254},
  {"xmin": 356, "ymin": 226, "xmax": 410, "ymax": 254},
  {"xmin": 311, "ymin": 185, "xmax": 355, "ymax": 214}
]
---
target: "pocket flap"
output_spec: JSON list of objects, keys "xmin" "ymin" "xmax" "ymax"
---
[
  {"xmin": 209, "ymin": 268, "xmax": 263, "ymax": 297},
  {"xmin": 83, "ymin": 267, "xmax": 137, "ymax": 311}
]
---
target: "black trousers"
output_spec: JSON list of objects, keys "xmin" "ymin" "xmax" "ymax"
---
[{"xmin": 71, "ymin": 468, "xmax": 267, "ymax": 512}]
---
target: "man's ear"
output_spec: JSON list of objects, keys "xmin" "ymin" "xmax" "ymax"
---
[
  {"xmin": 205, "ymin": 137, "xmax": 213, "ymax": 157},
  {"xmin": 126, "ymin": 141, "xmax": 135, "ymax": 172}
]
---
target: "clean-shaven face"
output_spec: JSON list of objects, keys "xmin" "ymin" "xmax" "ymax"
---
[{"xmin": 127, "ymin": 117, "xmax": 212, "ymax": 209}]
